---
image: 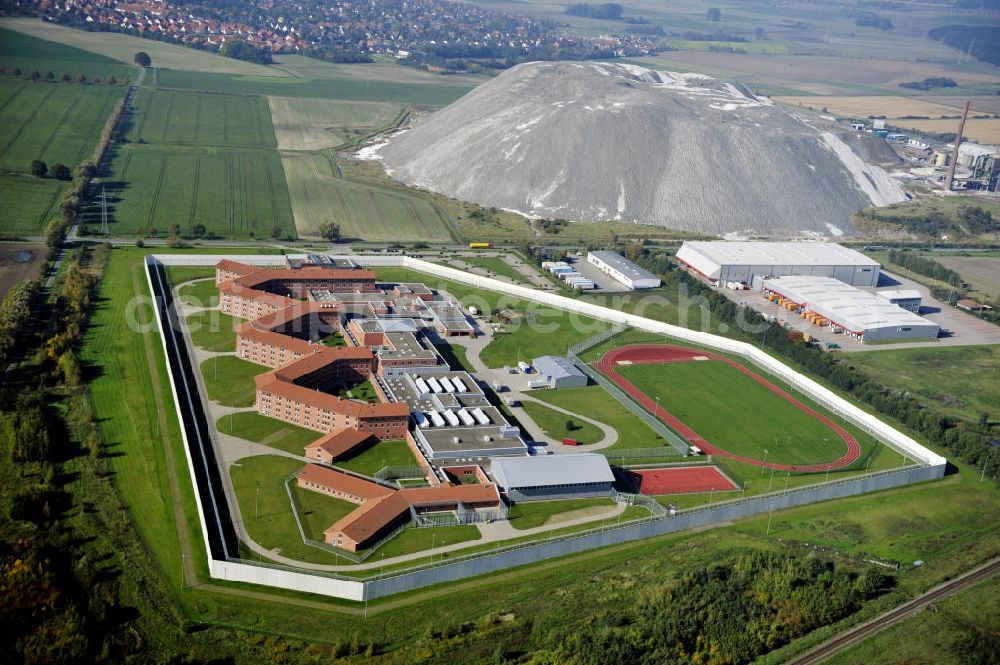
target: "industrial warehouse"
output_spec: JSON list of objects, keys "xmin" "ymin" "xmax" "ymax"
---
[
  {"xmin": 675, "ymin": 241, "xmax": 882, "ymax": 287},
  {"xmin": 762, "ymin": 276, "xmax": 940, "ymax": 342},
  {"xmin": 587, "ymin": 250, "xmax": 662, "ymax": 290}
]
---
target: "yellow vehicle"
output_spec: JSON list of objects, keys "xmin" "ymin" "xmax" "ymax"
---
[{"xmin": 468, "ymin": 242, "xmax": 493, "ymax": 249}]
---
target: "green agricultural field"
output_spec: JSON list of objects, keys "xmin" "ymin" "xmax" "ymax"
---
[
  {"xmin": 128, "ymin": 89, "xmax": 276, "ymax": 149},
  {"xmin": 267, "ymin": 96, "xmax": 403, "ymax": 151},
  {"xmin": 229, "ymin": 455, "xmax": 342, "ymax": 565},
  {"xmin": 184, "ymin": 310, "xmax": 239, "ymax": 352},
  {"xmin": 291, "ymin": 485, "xmax": 358, "ymax": 542},
  {"xmin": 0, "ymin": 25, "xmax": 134, "ymax": 80},
  {"xmin": 507, "ymin": 498, "xmax": 618, "ymax": 530},
  {"xmin": 217, "ymin": 411, "xmax": 320, "ymax": 456},
  {"xmin": 0, "ymin": 174, "xmax": 65, "ymax": 234},
  {"xmin": 199, "ymin": 355, "xmax": 262, "ymax": 407},
  {"xmin": 281, "ymin": 153, "xmax": 454, "ymax": 242},
  {"xmin": 87, "ymin": 147, "xmax": 295, "ymax": 239},
  {"xmin": 0, "ymin": 78, "xmax": 125, "ymax": 173},
  {"xmin": 334, "ymin": 439, "xmax": 417, "ymax": 477},
  {"xmin": 520, "ymin": 400, "xmax": 604, "ymax": 445},
  {"xmin": 616, "ymin": 360, "xmax": 857, "ymax": 466},
  {"xmin": 842, "ymin": 345, "xmax": 1000, "ymax": 424},
  {"xmin": 156, "ymin": 68, "xmax": 473, "ymax": 106},
  {"xmin": 528, "ymin": 385, "xmax": 670, "ymax": 450},
  {"xmin": 0, "ymin": 18, "xmax": 282, "ymax": 77}
]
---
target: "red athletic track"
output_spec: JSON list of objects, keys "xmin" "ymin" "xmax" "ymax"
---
[
  {"xmin": 633, "ymin": 466, "xmax": 738, "ymax": 495},
  {"xmin": 597, "ymin": 345, "xmax": 861, "ymax": 472}
]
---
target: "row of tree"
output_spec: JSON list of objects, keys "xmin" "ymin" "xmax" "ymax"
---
[
  {"xmin": 0, "ymin": 280, "xmax": 40, "ymax": 370},
  {"xmin": 856, "ymin": 206, "xmax": 998, "ymax": 240},
  {"xmin": 0, "ymin": 66, "xmax": 126, "ymax": 86},
  {"xmin": 887, "ymin": 248, "xmax": 965, "ymax": 287}
]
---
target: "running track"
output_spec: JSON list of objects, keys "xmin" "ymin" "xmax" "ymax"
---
[{"xmin": 597, "ymin": 345, "xmax": 861, "ymax": 472}]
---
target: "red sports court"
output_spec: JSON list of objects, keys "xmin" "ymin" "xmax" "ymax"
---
[{"xmin": 633, "ymin": 466, "xmax": 738, "ymax": 495}]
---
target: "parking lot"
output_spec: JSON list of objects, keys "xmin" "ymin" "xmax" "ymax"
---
[{"xmin": 717, "ymin": 269, "xmax": 1000, "ymax": 353}]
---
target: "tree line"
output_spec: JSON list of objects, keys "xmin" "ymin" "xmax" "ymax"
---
[
  {"xmin": 887, "ymin": 249, "xmax": 965, "ymax": 287},
  {"xmin": 856, "ymin": 206, "xmax": 998, "ymax": 240},
  {"xmin": 0, "ymin": 65, "xmax": 128, "ymax": 86}
]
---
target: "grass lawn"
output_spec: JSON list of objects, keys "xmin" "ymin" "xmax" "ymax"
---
[
  {"xmin": 460, "ymin": 256, "xmax": 529, "ymax": 284},
  {"xmin": 372, "ymin": 524, "xmax": 481, "ymax": 558},
  {"xmin": 216, "ymin": 411, "xmax": 319, "ymax": 456},
  {"xmin": 229, "ymin": 455, "xmax": 342, "ymax": 565},
  {"xmin": 334, "ymin": 439, "xmax": 417, "ymax": 477},
  {"xmin": 165, "ymin": 265, "xmax": 216, "ymax": 284},
  {"xmin": 319, "ymin": 332, "xmax": 346, "ymax": 348},
  {"xmin": 520, "ymin": 400, "xmax": 604, "ymax": 445},
  {"xmin": 176, "ymin": 278, "xmax": 220, "ymax": 307},
  {"xmin": 199, "ymin": 355, "xmax": 262, "ymax": 407},
  {"xmin": 339, "ymin": 378, "xmax": 377, "ymax": 401},
  {"xmin": 291, "ymin": 485, "xmax": 357, "ymax": 542},
  {"xmin": 529, "ymin": 385, "xmax": 671, "ymax": 450},
  {"xmin": 434, "ymin": 341, "xmax": 473, "ymax": 372},
  {"xmin": 616, "ymin": 360, "xmax": 857, "ymax": 467},
  {"xmin": 184, "ymin": 310, "xmax": 239, "ymax": 352},
  {"xmin": 507, "ymin": 498, "xmax": 618, "ymax": 530},
  {"xmin": 841, "ymin": 345, "xmax": 1000, "ymax": 424},
  {"xmin": 481, "ymin": 306, "xmax": 610, "ymax": 368}
]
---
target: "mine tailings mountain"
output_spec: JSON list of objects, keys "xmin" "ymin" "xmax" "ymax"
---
[{"xmin": 373, "ymin": 62, "xmax": 905, "ymax": 237}]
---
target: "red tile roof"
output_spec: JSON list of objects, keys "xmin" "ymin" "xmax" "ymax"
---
[{"xmin": 304, "ymin": 429, "xmax": 375, "ymax": 460}]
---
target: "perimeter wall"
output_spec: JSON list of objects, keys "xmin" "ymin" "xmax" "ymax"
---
[{"xmin": 149, "ymin": 254, "xmax": 947, "ymax": 602}]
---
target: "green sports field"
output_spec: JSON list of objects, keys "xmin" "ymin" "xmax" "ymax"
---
[{"xmin": 616, "ymin": 360, "xmax": 853, "ymax": 466}]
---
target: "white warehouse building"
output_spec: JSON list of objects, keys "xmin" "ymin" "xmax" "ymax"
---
[
  {"xmin": 587, "ymin": 251, "xmax": 661, "ymax": 290},
  {"xmin": 676, "ymin": 241, "xmax": 882, "ymax": 287},
  {"xmin": 762, "ymin": 276, "xmax": 939, "ymax": 342}
]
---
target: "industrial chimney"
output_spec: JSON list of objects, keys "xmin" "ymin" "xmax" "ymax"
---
[{"xmin": 943, "ymin": 100, "xmax": 971, "ymax": 192}]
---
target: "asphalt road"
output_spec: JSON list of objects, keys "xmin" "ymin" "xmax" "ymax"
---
[{"xmin": 788, "ymin": 557, "xmax": 1000, "ymax": 665}]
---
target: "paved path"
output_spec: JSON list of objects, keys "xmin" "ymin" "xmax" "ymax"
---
[{"xmin": 788, "ymin": 557, "xmax": 1000, "ymax": 664}]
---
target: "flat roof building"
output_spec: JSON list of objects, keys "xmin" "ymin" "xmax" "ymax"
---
[
  {"xmin": 587, "ymin": 251, "xmax": 661, "ymax": 290},
  {"xmin": 876, "ymin": 289, "xmax": 922, "ymax": 312},
  {"xmin": 490, "ymin": 453, "xmax": 615, "ymax": 501},
  {"xmin": 762, "ymin": 276, "xmax": 939, "ymax": 342},
  {"xmin": 532, "ymin": 355, "xmax": 588, "ymax": 389},
  {"xmin": 676, "ymin": 242, "xmax": 881, "ymax": 287}
]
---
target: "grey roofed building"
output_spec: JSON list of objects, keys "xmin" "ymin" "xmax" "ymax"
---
[
  {"xmin": 587, "ymin": 251, "xmax": 662, "ymax": 290},
  {"xmin": 532, "ymin": 355, "xmax": 588, "ymax": 389},
  {"xmin": 490, "ymin": 453, "xmax": 615, "ymax": 501}
]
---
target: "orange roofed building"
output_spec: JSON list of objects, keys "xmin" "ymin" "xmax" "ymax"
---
[{"xmin": 295, "ymin": 464, "xmax": 501, "ymax": 552}]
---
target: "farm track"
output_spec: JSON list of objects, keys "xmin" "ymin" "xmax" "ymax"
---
[
  {"xmin": 226, "ymin": 157, "xmax": 235, "ymax": 234},
  {"xmin": 0, "ymin": 85, "xmax": 56, "ymax": 161},
  {"xmin": 0, "ymin": 84, "xmax": 25, "ymax": 116},
  {"xmin": 263, "ymin": 159, "xmax": 278, "ymax": 228},
  {"xmin": 188, "ymin": 157, "xmax": 201, "ymax": 228},
  {"xmin": 788, "ymin": 558, "xmax": 1000, "ymax": 665},
  {"xmin": 193, "ymin": 95, "xmax": 203, "ymax": 144},
  {"xmin": 332, "ymin": 181, "xmax": 356, "ymax": 229},
  {"xmin": 146, "ymin": 158, "xmax": 167, "ymax": 228},
  {"xmin": 159, "ymin": 90, "xmax": 175, "ymax": 143},
  {"xmin": 597, "ymin": 345, "xmax": 861, "ymax": 472},
  {"xmin": 222, "ymin": 96, "xmax": 230, "ymax": 146},
  {"xmin": 404, "ymin": 200, "xmax": 429, "ymax": 237},
  {"xmin": 36, "ymin": 185, "xmax": 61, "ymax": 228},
  {"xmin": 36, "ymin": 87, "xmax": 83, "ymax": 160}
]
